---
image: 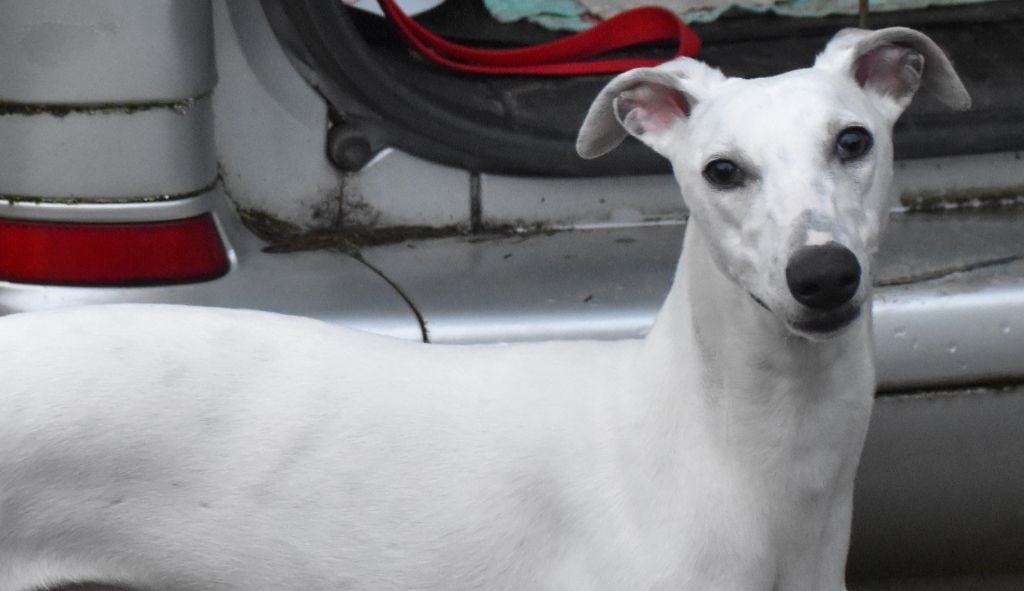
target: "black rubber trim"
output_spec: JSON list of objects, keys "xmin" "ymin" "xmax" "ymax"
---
[
  {"xmin": 266, "ymin": 0, "xmax": 1024, "ymax": 176},
  {"xmin": 268, "ymin": 0, "xmax": 661, "ymax": 176}
]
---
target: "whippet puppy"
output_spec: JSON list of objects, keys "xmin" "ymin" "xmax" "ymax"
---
[{"xmin": 1, "ymin": 27, "xmax": 968, "ymax": 591}]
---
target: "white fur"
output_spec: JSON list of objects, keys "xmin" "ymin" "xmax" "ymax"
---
[{"xmin": 1, "ymin": 28, "xmax": 968, "ymax": 591}]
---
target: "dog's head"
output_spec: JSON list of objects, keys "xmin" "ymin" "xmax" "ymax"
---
[{"xmin": 577, "ymin": 27, "xmax": 970, "ymax": 339}]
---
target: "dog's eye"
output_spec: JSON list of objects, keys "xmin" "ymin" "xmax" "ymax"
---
[
  {"xmin": 836, "ymin": 127, "xmax": 873, "ymax": 160},
  {"xmin": 703, "ymin": 159, "xmax": 742, "ymax": 188}
]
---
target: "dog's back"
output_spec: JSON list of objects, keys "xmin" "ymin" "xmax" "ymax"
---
[{"xmin": 1, "ymin": 304, "xmax": 645, "ymax": 590}]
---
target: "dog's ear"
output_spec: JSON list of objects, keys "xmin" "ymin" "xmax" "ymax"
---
[
  {"xmin": 576, "ymin": 58, "xmax": 721, "ymax": 159},
  {"xmin": 815, "ymin": 27, "xmax": 970, "ymax": 120}
]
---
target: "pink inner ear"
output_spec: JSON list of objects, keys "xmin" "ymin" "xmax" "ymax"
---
[
  {"xmin": 855, "ymin": 45, "xmax": 924, "ymax": 99},
  {"xmin": 615, "ymin": 82, "xmax": 690, "ymax": 137}
]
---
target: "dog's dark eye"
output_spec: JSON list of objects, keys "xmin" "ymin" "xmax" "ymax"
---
[
  {"xmin": 703, "ymin": 159, "xmax": 742, "ymax": 188},
  {"xmin": 836, "ymin": 127, "xmax": 873, "ymax": 160}
]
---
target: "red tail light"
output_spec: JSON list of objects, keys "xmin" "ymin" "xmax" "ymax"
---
[{"xmin": 0, "ymin": 214, "xmax": 230, "ymax": 286}]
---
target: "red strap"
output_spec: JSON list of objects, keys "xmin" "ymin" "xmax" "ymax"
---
[{"xmin": 375, "ymin": 0, "xmax": 701, "ymax": 75}]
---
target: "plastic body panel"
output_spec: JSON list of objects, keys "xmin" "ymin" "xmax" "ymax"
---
[
  {"xmin": 0, "ymin": 0, "xmax": 215, "ymax": 103},
  {"xmin": 0, "ymin": 98, "xmax": 216, "ymax": 199}
]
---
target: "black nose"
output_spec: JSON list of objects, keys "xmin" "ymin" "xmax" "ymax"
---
[{"xmin": 785, "ymin": 243, "xmax": 861, "ymax": 310}]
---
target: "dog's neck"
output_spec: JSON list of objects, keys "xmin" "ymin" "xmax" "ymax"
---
[{"xmin": 633, "ymin": 220, "xmax": 876, "ymax": 588}]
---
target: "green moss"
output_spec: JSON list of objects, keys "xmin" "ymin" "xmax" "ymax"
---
[
  {"xmin": 876, "ymin": 254, "xmax": 1024, "ymax": 287},
  {"xmin": 899, "ymin": 185, "xmax": 1024, "ymax": 211},
  {"xmin": 0, "ymin": 95, "xmax": 202, "ymax": 117},
  {"xmin": 236, "ymin": 206, "xmax": 470, "ymax": 255},
  {"xmin": 1, "ymin": 194, "xmax": 44, "ymax": 205},
  {"xmin": 0, "ymin": 181, "xmax": 216, "ymax": 206},
  {"xmin": 877, "ymin": 380, "xmax": 1024, "ymax": 398},
  {"xmin": 234, "ymin": 206, "xmax": 557, "ymax": 255}
]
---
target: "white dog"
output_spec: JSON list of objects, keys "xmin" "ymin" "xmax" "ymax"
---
[{"xmin": 0, "ymin": 27, "xmax": 968, "ymax": 591}]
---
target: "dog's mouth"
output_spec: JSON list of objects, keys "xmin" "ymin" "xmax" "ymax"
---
[
  {"xmin": 791, "ymin": 303, "xmax": 862, "ymax": 336},
  {"xmin": 749, "ymin": 293, "xmax": 772, "ymax": 312},
  {"xmin": 749, "ymin": 292, "xmax": 861, "ymax": 337}
]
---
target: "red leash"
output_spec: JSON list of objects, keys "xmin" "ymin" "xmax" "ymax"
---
[{"xmin": 375, "ymin": 0, "xmax": 701, "ymax": 75}]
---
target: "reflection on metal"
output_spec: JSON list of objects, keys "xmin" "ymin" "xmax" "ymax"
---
[
  {"xmin": 360, "ymin": 225, "xmax": 685, "ymax": 344},
  {"xmin": 0, "ymin": 185, "xmax": 217, "ymax": 223},
  {"xmin": 360, "ymin": 210, "xmax": 1024, "ymax": 391}
]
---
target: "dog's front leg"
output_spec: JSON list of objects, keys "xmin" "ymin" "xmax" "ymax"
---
[{"xmin": 772, "ymin": 487, "xmax": 857, "ymax": 591}]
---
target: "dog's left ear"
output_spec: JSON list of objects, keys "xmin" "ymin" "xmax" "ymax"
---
[
  {"xmin": 577, "ymin": 58, "xmax": 723, "ymax": 159},
  {"xmin": 815, "ymin": 27, "xmax": 971, "ymax": 120}
]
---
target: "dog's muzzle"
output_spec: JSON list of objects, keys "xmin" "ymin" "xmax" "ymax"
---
[{"xmin": 785, "ymin": 242, "xmax": 862, "ymax": 334}]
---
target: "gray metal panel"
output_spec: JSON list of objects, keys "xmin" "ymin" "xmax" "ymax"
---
[
  {"xmin": 0, "ymin": 0, "xmax": 215, "ymax": 103},
  {"xmin": 470, "ymin": 151, "xmax": 1024, "ymax": 231},
  {"xmin": 874, "ymin": 270, "xmax": 1024, "ymax": 391},
  {"xmin": 0, "ymin": 97, "xmax": 216, "ymax": 199},
  {"xmin": 359, "ymin": 225, "xmax": 684, "ymax": 343},
  {"xmin": 351, "ymin": 150, "xmax": 472, "ymax": 228},
  {"xmin": 874, "ymin": 210, "xmax": 1024, "ymax": 286},
  {"xmin": 893, "ymin": 151, "xmax": 1024, "ymax": 209},
  {"xmin": 214, "ymin": 2, "xmax": 468, "ymax": 230},
  {"xmin": 873, "ymin": 210, "xmax": 1024, "ymax": 390},
  {"xmin": 849, "ymin": 386, "xmax": 1024, "ymax": 581},
  {"xmin": 0, "ymin": 190, "xmax": 424, "ymax": 342},
  {"xmin": 213, "ymin": 0, "xmax": 347, "ymax": 228},
  {"xmin": 360, "ymin": 210, "xmax": 1024, "ymax": 390},
  {"xmin": 480, "ymin": 173, "xmax": 684, "ymax": 228}
]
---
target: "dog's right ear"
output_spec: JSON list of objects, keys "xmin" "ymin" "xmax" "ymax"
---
[{"xmin": 576, "ymin": 59, "xmax": 721, "ymax": 160}]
